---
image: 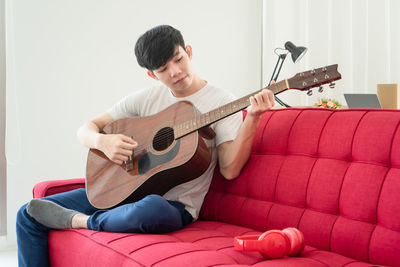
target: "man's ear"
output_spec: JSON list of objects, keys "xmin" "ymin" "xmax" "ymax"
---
[
  {"xmin": 147, "ymin": 71, "xmax": 159, "ymax": 80},
  {"xmin": 185, "ymin": 45, "xmax": 193, "ymax": 59}
]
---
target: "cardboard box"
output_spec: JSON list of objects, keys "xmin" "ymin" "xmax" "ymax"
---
[{"xmin": 377, "ymin": 84, "xmax": 398, "ymax": 109}]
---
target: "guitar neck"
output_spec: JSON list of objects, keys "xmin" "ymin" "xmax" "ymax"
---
[{"xmin": 174, "ymin": 80, "xmax": 289, "ymax": 139}]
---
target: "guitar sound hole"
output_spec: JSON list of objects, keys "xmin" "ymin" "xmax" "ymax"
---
[{"xmin": 153, "ymin": 127, "xmax": 175, "ymax": 151}]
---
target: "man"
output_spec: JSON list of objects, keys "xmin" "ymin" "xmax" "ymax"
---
[{"xmin": 16, "ymin": 25, "xmax": 274, "ymax": 267}]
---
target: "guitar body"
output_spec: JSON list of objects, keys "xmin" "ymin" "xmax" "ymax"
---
[{"xmin": 86, "ymin": 101, "xmax": 212, "ymax": 209}]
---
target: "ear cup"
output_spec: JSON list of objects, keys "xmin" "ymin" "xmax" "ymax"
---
[
  {"xmin": 281, "ymin": 227, "xmax": 305, "ymax": 256},
  {"xmin": 257, "ymin": 230, "xmax": 290, "ymax": 259}
]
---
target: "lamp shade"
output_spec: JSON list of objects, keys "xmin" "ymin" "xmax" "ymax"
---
[{"xmin": 284, "ymin": 41, "xmax": 307, "ymax": 63}]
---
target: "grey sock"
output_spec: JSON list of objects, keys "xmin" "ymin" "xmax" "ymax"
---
[{"xmin": 26, "ymin": 199, "xmax": 80, "ymax": 229}]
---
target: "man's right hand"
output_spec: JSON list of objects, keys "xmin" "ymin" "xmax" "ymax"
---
[{"xmin": 96, "ymin": 134, "xmax": 138, "ymax": 165}]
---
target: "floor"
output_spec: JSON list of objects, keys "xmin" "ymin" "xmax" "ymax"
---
[{"xmin": 0, "ymin": 247, "xmax": 18, "ymax": 267}]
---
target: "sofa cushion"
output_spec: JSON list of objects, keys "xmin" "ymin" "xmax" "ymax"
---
[
  {"xmin": 39, "ymin": 108, "xmax": 400, "ymax": 266},
  {"xmin": 33, "ymin": 178, "xmax": 86, "ymax": 198},
  {"xmin": 49, "ymin": 220, "xmax": 374, "ymax": 267},
  {"xmin": 200, "ymin": 108, "xmax": 400, "ymax": 267}
]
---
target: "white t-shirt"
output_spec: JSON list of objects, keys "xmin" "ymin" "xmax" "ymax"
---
[{"xmin": 107, "ymin": 83, "xmax": 243, "ymax": 219}]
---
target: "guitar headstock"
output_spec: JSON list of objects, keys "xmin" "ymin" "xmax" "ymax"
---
[{"xmin": 288, "ymin": 64, "xmax": 341, "ymax": 92}]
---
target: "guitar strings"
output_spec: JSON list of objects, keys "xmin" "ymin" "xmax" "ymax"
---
[
  {"xmin": 130, "ymin": 129, "xmax": 181, "ymax": 156},
  {"xmin": 128, "ymin": 122, "xmax": 208, "ymax": 158},
  {"xmin": 129, "ymin": 75, "xmax": 332, "ymax": 155},
  {"xmin": 130, "ymin": 81, "xmax": 327, "ymax": 155},
  {"xmin": 126, "ymin": 73, "xmax": 330, "ymax": 155},
  {"xmin": 129, "ymin": 119, "xmax": 202, "ymax": 155}
]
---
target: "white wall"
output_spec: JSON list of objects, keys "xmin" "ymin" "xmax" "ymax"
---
[
  {"xmin": 7, "ymin": 0, "xmax": 399, "ymax": 247},
  {"xmin": 0, "ymin": 0, "xmax": 6, "ymax": 237},
  {"xmin": 263, "ymin": 0, "xmax": 400, "ymax": 107},
  {"xmin": 5, "ymin": 0, "xmax": 263, "ymax": 244}
]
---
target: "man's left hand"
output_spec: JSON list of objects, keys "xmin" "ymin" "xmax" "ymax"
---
[{"xmin": 247, "ymin": 89, "xmax": 275, "ymax": 118}]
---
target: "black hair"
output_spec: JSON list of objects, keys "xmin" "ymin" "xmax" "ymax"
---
[{"xmin": 134, "ymin": 25, "xmax": 185, "ymax": 71}]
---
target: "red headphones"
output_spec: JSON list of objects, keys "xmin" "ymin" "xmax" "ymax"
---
[{"xmin": 233, "ymin": 227, "xmax": 305, "ymax": 259}]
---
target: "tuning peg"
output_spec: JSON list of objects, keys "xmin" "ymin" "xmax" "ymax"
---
[
  {"xmin": 318, "ymin": 86, "xmax": 324, "ymax": 93},
  {"xmin": 307, "ymin": 89, "xmax": 313, "ymax": 96},
  {"xmin": 329, "ymin": 82, "xmax": 335, "ymax": 89}
]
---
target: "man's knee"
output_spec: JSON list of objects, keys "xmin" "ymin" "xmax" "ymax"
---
[
  {"xmin": 141, "ymin": 194, "xmax": 166, "ymax": 206},
  {"xmin": 136, "ymin": 194, "xmax": 182, "ymax": 233},
  {"xmin": 138, "ymin": 194, "xmax": 173, "ymax": 219},
  {"xmin": 16, "ymin": 203, "xmax": 29, "ymax": 228}
]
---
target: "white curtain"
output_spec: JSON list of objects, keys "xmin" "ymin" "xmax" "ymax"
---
[{"xmin": 263, "ymin": 0, "xmax": 400, "ymax": 107}]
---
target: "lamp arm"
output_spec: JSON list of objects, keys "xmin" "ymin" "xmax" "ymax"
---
[
  {"xmin": 268, "ymin": 53, "xmax": 291, "ymax": 107},
  {"xmin": 269, "ymin": 53, "xmax": 286, "ymax": 85}
]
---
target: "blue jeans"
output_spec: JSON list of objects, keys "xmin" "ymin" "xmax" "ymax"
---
[{"xmin": 16, "ymin": 188, "xmax": 193, "ymax": 267}]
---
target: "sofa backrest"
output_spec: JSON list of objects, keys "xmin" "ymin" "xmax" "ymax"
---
[{"xmin": 200, "ymin": 108, "xmax": 400, "ymax": 266}]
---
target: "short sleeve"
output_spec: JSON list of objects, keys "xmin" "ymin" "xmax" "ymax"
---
[{"xmin": 107, "ymin": 88, "xmax": 149, "ymax": 120}]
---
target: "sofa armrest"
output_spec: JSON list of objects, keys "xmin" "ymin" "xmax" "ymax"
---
[{"xmin": 32, "ymin": 178, "xmax": 86, "ymax": 198}]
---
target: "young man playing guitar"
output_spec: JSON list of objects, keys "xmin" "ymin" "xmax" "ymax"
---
[{"xmin": 16, "ymin": 25, "xmax": 274, "ymax": 267}]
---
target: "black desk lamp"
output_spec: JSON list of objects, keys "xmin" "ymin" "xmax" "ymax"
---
[{"xmin": 269, "ymin": 41, "xmax": 307, "ymax": 107}]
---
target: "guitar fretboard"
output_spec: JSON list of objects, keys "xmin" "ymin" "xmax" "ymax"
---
[{"xmin": 173, "ymin": 80, "xmax": 288, "ymax": 139}]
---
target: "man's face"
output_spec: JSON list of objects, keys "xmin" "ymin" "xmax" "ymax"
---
[{"xmin": 148, "ymin": 45, "xmax": 195, "ymax": 97}]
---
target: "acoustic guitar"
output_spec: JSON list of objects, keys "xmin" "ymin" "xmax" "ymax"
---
[{"xmin": 86, "ymin": 64, "xmax": 341, "ymax": 209}]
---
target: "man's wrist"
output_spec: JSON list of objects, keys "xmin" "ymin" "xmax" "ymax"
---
[
  {"xmin": 94, "ymin": 133, "xmax": 104, "ymax": 150},
  {"xmin": 246, "ymin": 112, "xmax": 261, "ymax": 124}
]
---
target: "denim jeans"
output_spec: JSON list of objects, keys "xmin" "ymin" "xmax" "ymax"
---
[{"xmin": 16, "ymin": 188, "xmax": 192, "ymax": 267}]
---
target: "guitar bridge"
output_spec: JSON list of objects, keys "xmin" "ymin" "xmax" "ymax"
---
[{"xmin": 125, "ymin": 155, "xmax": 134, "ymax": 172}]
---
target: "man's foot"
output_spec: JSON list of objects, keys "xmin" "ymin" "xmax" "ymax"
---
[
  {"xmin": 71, "ymin": 213, "xmax": 90, "ymax": 229},
  {"xmin": 26, "ymin": 199, "xmax": 80, "ymax": 229}
]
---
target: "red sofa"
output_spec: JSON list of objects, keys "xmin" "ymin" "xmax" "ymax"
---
[{"xmin": 33, "ymin": 108, "xmax": 400, "ymax": 266}]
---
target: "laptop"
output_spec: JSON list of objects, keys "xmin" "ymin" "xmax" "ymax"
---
[{"xmin": 344, "ymin": 94, "xmax": 382, "ymax": 109}]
